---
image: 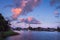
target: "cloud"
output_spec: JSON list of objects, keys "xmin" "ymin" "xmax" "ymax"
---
[
  {"xmin": 5, "ymin": 0, "xmax": 41, "ymax": 19},
  {"xmin": 50, "ymin": 0, "xmax": 56, "ymax": 6},
  {"xmin": 50, "ymin": 0, "xmax": 60, "ymax": 7},
  {"xmin": 20, "ymin": 18, "xmax": 25, "ymax": 22},
  {"xmin": 12, "ymin": 8, "xmax": 22, "ymax": 19},
  {"xmin": 19, "ymin": 17, "xmax": 41, "ymax": 24}
]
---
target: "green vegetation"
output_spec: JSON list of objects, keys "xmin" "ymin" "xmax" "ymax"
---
[
  {"xmin": 0, "ymin": 13, "xmax": 10, "ymax": 31},
  {"xmin": 0, "ymin": 30, "xmax": 19, "ymax": 38},
  {"xmin": 0, "ymin": 30, "xmax": 19, "ymax": 40},
  {"xmin": 0, "ymin": 13, "xmax": 19, "ymax": 40}
]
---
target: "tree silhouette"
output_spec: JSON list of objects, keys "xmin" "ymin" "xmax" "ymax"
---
[
  {"xmin": 28, "ymin": 25, "xmax": 32, "ymax": 30},
  {"xmin": 57, "ymin": 26, "xmax": 60, "ymax": 32},
  {"xmin": 0, "ymin": 13, "xmax": 10, "ymax": 32}
]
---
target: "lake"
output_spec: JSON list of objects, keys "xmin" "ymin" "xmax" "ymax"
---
[{"xmin": 5, "ymin": 31, "xmax": 60, "ymax": 40}]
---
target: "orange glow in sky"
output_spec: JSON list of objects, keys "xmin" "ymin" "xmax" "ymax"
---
[
  {"xmin": 28, "ymin": 17, "xmax": 33, "ymax": 22},
  {"xmin": 12, "ymin": 8, "xmax": 22, "ymax": 19}
]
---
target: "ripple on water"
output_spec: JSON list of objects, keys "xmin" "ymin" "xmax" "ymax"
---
[{"xmin": 5, "ymin": 31, "xmax": 60, "ymax": 40}]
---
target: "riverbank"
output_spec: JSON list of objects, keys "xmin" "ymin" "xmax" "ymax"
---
[{"xmin": 0, "ymin": 30, "xmax": 19, "ymax": 40}]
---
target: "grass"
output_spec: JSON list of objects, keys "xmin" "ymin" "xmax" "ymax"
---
[
  {"xmin": 3, "ymin": 30, "xmax": 19, "ymax": 37},
  {"xmin": 0, "ymin": 30, "xmax": 19, "ymax": 40}
]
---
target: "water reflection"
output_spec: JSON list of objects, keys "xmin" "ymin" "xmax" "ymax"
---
[{"xmin": 5, "ymin": 31, "xmax": 60, "ymax": 40}]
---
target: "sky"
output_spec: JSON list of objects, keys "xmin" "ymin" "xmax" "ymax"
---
[{"xmin": 0, "ymin": 0, "xmax": 60, "ymax": 28}]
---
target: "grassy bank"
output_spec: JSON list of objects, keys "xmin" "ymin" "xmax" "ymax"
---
[{"xmin": 0, "ymin": 30, "xmax": 19, "ymax": 40}]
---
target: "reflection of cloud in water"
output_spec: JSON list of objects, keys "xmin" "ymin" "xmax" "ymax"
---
[{"xmin": 5, "ymin": 31, "xmax": 58, "ymax": 40}]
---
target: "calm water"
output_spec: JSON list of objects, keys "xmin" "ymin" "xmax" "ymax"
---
[{"xmin": 5, "ymin": 31, "xmax": 60, "ymax": 40}]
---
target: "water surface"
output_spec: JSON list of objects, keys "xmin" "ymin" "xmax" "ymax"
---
[{"xmin": 5, "ymin": 31, "xmax": 60, "ymax": 40}]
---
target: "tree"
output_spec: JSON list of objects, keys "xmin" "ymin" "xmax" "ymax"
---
[
  {"xmin": 15, "ymin": 27, "xmax": 21, "ymax": 31},
  {"xmin": 28, "ymin": 26, "xmax": 32, "ymax": 30},
  {"xmin": 0, "ymin": 13, "xmax": 10, "ymax": 32},
  {"xmin": 57, "ymin": 26, "xmax": 60, "ymax": 32},
  {"xmin": 37, "ymin": 27, "xmax": 41, "ymax": 31}
]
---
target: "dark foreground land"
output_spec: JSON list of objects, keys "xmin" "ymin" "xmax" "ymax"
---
[
  {"xmin": 0, "ymin": 13, "xmax": 19, "ymax": 40},
  {"xmin": 0, "ymin": 30, "xmax": 19, "ymax": 40}
]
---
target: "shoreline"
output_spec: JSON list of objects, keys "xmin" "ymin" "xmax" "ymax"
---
[{"xmin": 0, "ymin": 30, "xmax": 19, "ymax": 40}]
